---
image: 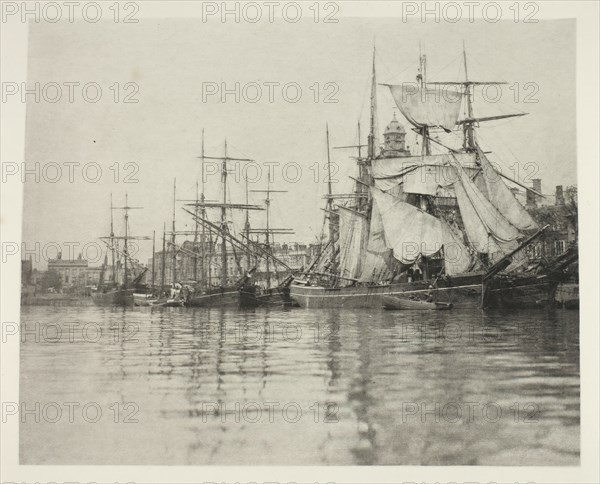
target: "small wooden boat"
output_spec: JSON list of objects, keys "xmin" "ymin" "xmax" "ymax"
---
[
  {"xmin": 133, "ymin": 293, "xmax": 155, "ymax": 306},
  {"xmin": 150, "ymin": 298, "xmax": 184, "ymax": 307},
  {"xmin": 383, "ymin": 295, "xmax": 453, "ymax": 310}
]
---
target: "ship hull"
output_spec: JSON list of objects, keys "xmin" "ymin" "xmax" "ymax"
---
[
  {"xmin": 253, "ymin": 287, "xmax": 297, "ymax": 307},
  {"xmin": 290, "ymin": 278, "xmax": 482, "ymax": 309},
  {"xmin": 150, "ymin": 298, "xmax": 185, "ymax": 307},
  {"xmin": 383, "ymin": 295, "xmax": 453, "ymax": 310},
  {"xmin": 239, "ymin": 287, "xmax": 260, "ymax": 308},
  {"xmin": 185, "ymin": 287, "xmax": 241, "ymax": 307},
  {"xmin": 484, "ymin": 275, "xmax": 560, "ymax": 309},
  {"xmin": 133, "ymin": 293, "xmax": 154, "ymax": 306},
  {"xmin": 91, "ymin": 289, "xmax": 134, "ymax": 306}
]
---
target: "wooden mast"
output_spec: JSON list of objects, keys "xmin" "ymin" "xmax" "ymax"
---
[
  {"xmin": 193, "ymin": 180, "xmax": 199, "ymax": 282},
  {"xmin": 264, "ymin": 180, "xmax": 271, "ymax": 287},
  {"xmin": 171, "ymin": 179, "xmax": 177, "ymax": 284},
  {"xmin": 249, "ymin": 184, "xmax": 293, "ymax": 289},
  {"xmin": 326, "ymin": 124, "xmax": 337, "ymax": 278},
  {"xmin": 161, "ymin": 222, "xmax": 166, "ymax": 292},
  {"xmin": 367, "ymin": 45, "xmax": 377, "ymax": 159},
  {"xmin": 221, "ymin": 140, "xmax": 228, "ymax": 286},
  {"xmin": 426, "ymin": 43, "xmax": 513, "ymax": 153},
  {"xmin": 151, "ymin": 230, "xmax": 156, "ymax": 289},
  {"xmin": 244, "ymin": 176, "xmax": 251, "ymax": 271},
  {"xmin": 110, "ymin": 193, "xmax": 116, "ymax": 284},
  {"xmin": 419, "ymin": 43, "xmax": 431, "ymax": 156},
  {"xmin": 462, "ymin": 41, "xmax": 475, "ymax": 151},
  {"xmin": 200, "ymin": 130, "xmax": 206, "ymax": 287},
  {"xmin": 123, "ymin": 193, "xmax": 129, "ymax": 287},
  {"xmin": 185, "ymin": 140, "xmax": 263, "ymax": 287}
]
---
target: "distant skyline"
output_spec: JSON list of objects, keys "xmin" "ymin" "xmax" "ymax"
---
[{"xmin": 22, "ymin": 17, "xmax": 576, "ymax": 268}]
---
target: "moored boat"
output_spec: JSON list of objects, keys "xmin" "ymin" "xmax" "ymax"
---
[
  {"xmin": 92, "ymin": 287, "xmax": 134, "ymax": 306},
  {"xmin": 292, "ymin": 276, "xmax": 482, "ymax": 309},
  {"xmin": 133, "ymin": 292, "xmax": 154, "ymax": 306},
  {"xmin": 383, "ymin": 295, "xmax": 453, "ymax": 310},
  {"xmin": 93, "ymin": 194, "xmax": 150, "ymax": 307}
]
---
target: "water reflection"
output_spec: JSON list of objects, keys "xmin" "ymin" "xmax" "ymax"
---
[{"xmin": 20, "ymin": 306, "xmax": 579, "ymax": 465}]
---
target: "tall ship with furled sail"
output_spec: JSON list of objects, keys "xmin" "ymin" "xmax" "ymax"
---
[{"xmin": 290, "ymin": 45, "xmax": 575, "ymax": 309}]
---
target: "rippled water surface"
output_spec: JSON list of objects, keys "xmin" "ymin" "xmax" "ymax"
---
[{"xmin": 20, "ymin": 305, "xmax": 579, "ymax": 465}]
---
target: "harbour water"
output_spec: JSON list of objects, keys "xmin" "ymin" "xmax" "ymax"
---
[{"xmin": 20, "ymin": 305, "xmax": 579, "ymax": 465}]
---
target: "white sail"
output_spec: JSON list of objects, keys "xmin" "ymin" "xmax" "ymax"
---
[
  {"xmin": 337, "ymin": 206, "xmax": 369, "ymax": 281},
  {"xmin": 403, "ymin": 164, "xmax": 441, "ymax": 196},
  {"xmin": 441, "ymin": 221, "xmax": 474, "ymax": 275},
  {"xmin": 358, "ymin": 198, "xmax": 395, "ymax": 282},
  {"xmin": 478, "ymin": 151, "xmax": 538, "ymax": 231},
  {"xmin": 372, "ymin": 189, "xmax": 444, "ymax": 264},
  {"xmin": 453, "ymin": 161, "xmax": 521, "ymax": 258},
  {"xmin": 371, "ymin": 153, "xmax": 478, "ymax": 192},
  {"xmin": 386, "ymin": 84, "xmax": 463, "ymax": 130}
]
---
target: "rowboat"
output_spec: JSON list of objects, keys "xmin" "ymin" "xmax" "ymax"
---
[
  {"xmin": 133, "ymin": 293, "xmax": 155, "ymax": 306},
  {"xmin": 150, "ymin": 298, "xmax": 184, "ymax": 307},
  {"xmin": 382, "ymin": 295, "xmax": 453, "ymax": 311}
]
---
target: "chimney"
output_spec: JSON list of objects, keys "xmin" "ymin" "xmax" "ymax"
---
[
  {"xmin": 555, "ymin": 185, "xmax": 565, "ymax": 206},
  {"xmin": 527, "ymin": 179, "xmax": 542, "ymax": 208}
]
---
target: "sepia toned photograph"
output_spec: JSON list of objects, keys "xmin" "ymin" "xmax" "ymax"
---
[{"xmin": 2, "ymin": 1, "xmax": 598, "ymax": 482}]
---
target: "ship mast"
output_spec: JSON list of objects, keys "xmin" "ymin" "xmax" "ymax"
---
[
  {"xmin": 151, "ymin": 230, "xmax": 156, "ymax": 289},
  {"xmin": 221, "ymin": 140, "xmax": 228, "ymax": 286},
  {"xmin": 249, "ymin": 182, "xmax": 293, "ymax": 288},
  {"xmin": 161, "ymin": 222, "xmax": 166, "ymax": 292},
  {"xmin": 171, "ymin": 179, "xmax": 177, "ymax": 284},
  {"xmin": 183, "ymin": 138, "xmax": 263, "ymax": 286},
  {"xmin": 462, "ymin": 42, "xmax": 475, "ymax": 151},
  {"xmin": 200, "ymin": 129, "xmax": 206, "ymax": 287},
  {"xmin": 101, "ymin": 196, "xmax": 147, "ymax": 288},
  {"xmin": 244, "ymin": 176, "xmax": 251, "ymax": 271},
  {"xmin": 326, "ymin": 124, "xmax": 338, "ymax": 276},
  {"xmin": 367, "ymin": 45, "xmax": 378, "ymax": 160},
  {"xmin": 123, "ymin": 193, "xmax": 129, "ymax": 287},
  {"xmin": 110, "ymin": 193, "xmax": 116, "ymax": 284},
  {"xmin": 193, "ymin": 180, "xmax": 199, "ymax": 282},
  {"xmin": 418, "ymin": 43, "xmax": 431, "ymax": 155},
  {"xmin": 426, "ymin": 42, "xmax": 519, "ymax": 153},
  {"xmin": 265, "ymin": 181, "xmax": 271, "ymax": 287}
]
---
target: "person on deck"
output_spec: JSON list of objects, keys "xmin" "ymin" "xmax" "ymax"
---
[{"xmin": 426, "ymin": 285, "xmax": 434, "ymax": 302}]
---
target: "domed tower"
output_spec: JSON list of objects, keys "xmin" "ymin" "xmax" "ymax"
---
[{"xmin": 382, "ymin": 113, "xmax": 410, "ymax": 158}]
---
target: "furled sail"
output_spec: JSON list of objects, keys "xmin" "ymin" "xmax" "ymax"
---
[
  {"xmin": 337, "ymin": 206, "xmax": 369, "ymax": 281},
  {"xmin": 403, "ymin": 164, "xmax": 440, "ymax": 196},
  {"xmin": 371, "ymin": 152, "xmax": 478, "ymax": 192},
  {"xmin": 478, "ymin": 151, "xmax": 538, "ymax": 231},
  {"xmin": 386, "ymin": 84, "xmax": 463, "ymax": 130},
  {"xmin": 452, "ymin": 160, "xmax": 521, "ymax": 258},
  {"xmin": 372, "ymin": 189, "xmax": 444, "ymax": 264}
]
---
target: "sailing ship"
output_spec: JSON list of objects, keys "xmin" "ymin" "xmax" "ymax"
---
[
  {"xmin": 181, "ymin": 137, "xmax": 265, "ymax": 307},
  {"xmin": 290, "ymin": 45, "xmax": 575, "ymax": 309},
  {"xmin": 246, "ymin": 182, "xmax": 297, "ymax": 307},
  {"xmin": 93, "ymin": 194, "xmax": 150, "ymax": 306}
]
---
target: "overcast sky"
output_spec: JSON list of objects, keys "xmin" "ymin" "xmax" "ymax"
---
[{"xmin": 22, "ymin": 17, "xmax": 576, "ymax": 267}]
